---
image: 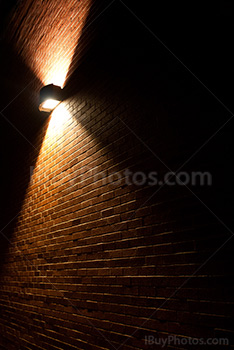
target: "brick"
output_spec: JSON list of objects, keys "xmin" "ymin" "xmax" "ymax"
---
[{"xmin": 0, "ymin": 0, "xmax": 232, "ymax": 349}]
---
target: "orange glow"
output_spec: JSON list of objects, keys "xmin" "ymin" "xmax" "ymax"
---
[
  {"xmin": 42, "ymin": 102, "xmax": 72, "ymax": 150},
  {"xmin": 8, "ymin": 0, "xmax": 93, "ymax": 88}
]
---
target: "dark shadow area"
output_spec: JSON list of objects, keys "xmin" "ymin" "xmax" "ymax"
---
[
  {"xmin": 0, "ymin": 40, "xmax": 49, "ymax": 273},
  {"xmin": 63, "ymin": 1, "xmax": 234, "ymax": 344},
  {"xmin": 65, "ymin": 0, "xmax": 233, "ymax": 225},
  {"xmin": 0, "ymin": 0, "xmax": 18, "ymax": 36}
]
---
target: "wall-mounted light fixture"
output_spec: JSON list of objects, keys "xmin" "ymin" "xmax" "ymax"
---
[{"xmin": 39, "ymin": 84, "xmax": 62, "ymax": 112}]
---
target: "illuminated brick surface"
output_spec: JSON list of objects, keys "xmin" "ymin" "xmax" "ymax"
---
[{"xmin": 0, "ymin": 1, "xmax": 233, "ymax": 349}]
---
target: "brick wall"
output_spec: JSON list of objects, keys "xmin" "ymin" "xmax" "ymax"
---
[
  {"xmin": 6, "ymin": 0, "xmax": 94, "ymax": 87},
  {"xmin": 0, "ymin": 1, "xmax": 233, "ymax": 349}
]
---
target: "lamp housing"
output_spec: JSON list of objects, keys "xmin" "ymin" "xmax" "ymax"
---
[{"xmin": 39, "ymin": 84, "xmax": 62, "ymax": 112}]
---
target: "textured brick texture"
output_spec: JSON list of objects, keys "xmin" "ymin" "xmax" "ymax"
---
[
  {"xmin": 0, "ymin": 1, "xmax": 233, "ymax": 350},
  {"xmin": 7, "ymin": 0, "xmax": 93, "ymax": 87}
]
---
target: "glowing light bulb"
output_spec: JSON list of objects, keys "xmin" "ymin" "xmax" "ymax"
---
[
  {"xmin": 39, "ymin": 84, "xmax": 62, "ymax": 112},
  {"xmin": 40, "ymin": 99, "xmax": 60, "ymax": 112}
]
